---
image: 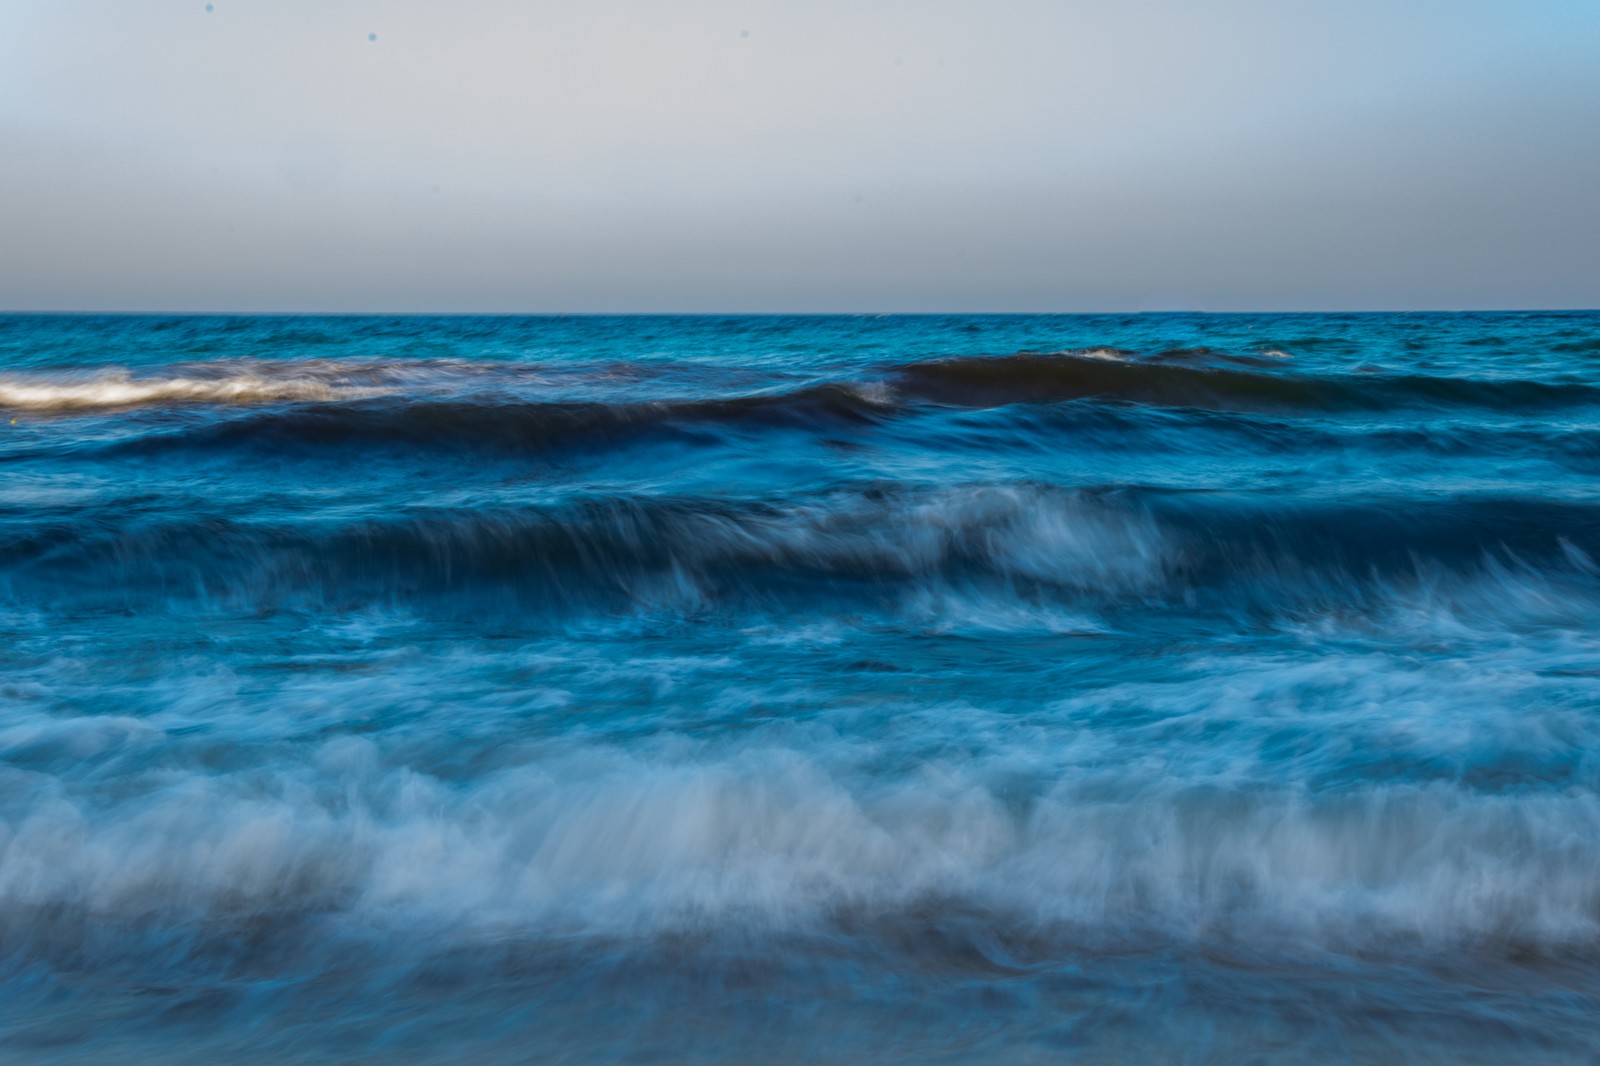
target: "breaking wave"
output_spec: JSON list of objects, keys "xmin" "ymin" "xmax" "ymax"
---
[
  {"xmin": 5, "ymin": 483, "xmax": 1597, "ymax": 620},
  {"xmin": 2, "ymin": 738, "xmax": 1597, "ymax": 964}
]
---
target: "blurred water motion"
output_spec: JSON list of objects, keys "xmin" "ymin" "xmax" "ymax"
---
[{"xmin": 1, "ymin": 312, "xmax": 1599, "ymax": 1062}]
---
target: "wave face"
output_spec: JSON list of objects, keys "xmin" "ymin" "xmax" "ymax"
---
[{"xmin": 2, "ymin": 312, "xmax": 1600, "ymax": 1063}]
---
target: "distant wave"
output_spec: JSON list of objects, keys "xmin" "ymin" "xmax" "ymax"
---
[
  {"xmin": 90, "ymin": 385, "xmax": 890, "ymax": 459},
  {"xmin": 896, "ymin": 351, "xmax": 1600, "ymax": 413},
  {"xmin": 4, "ymin": 352, "xmax": 1597, "ymax": 425}
]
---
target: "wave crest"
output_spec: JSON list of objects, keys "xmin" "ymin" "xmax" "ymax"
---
[{"xmin": 6, "ymin": 484, "xmax": 1599, "ymax": 622}]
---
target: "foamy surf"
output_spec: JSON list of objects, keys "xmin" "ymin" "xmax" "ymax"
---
[{"xmin": 3, "ymin": 735, "xmax": 1596, "ymax": 952}]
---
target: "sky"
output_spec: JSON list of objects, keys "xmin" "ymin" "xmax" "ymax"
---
[{"xmin": 1, "ymin": 1, "xmax": 1597, "ymax": 313}]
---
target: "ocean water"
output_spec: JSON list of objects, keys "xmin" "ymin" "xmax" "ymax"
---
[{"xmin": 1, "ymin": 312, "xmax": 1598, "ymax": 1063}]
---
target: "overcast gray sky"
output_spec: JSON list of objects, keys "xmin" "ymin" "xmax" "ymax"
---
[{"xmin": 2, "ymin": 0, "xmax": 1597, "ymax": 312}]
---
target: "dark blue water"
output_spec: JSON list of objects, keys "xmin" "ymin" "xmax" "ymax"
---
[{"xmin": 2, "ymin": 312, "xmax": 1599, "ymax": 1063}]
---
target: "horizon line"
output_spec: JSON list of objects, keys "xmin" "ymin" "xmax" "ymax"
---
[{"xmin": 3, "ymin": 307, "xmax": 1597, "ymax": 318}]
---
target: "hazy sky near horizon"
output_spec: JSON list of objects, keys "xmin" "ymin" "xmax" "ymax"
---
[{"xmin": 2, "ymin": 1, "xmax": 1598, "ymax": 312}]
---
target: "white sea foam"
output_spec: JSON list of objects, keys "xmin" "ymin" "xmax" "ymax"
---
[
  {"xmin": 0, "ymin": 358, "xmax": 595, "ymax": 412},
  {"xmin": 0, "ymin": 369, "xmax": 393, "ymax": 411},
  {"xmin": 1, "ymin": 735, "xmax": 1596, "ymax": 955},
  {"xmin": 842, "ymin": 380, "xmax": 897, "ymax": 406},
  {"xmin": 675, "ymin": 484, "xmax": 1169, "ymax": 594}
]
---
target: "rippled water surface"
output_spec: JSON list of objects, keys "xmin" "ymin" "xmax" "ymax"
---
[{"xmin": 2, "ymin": 312, "xmax": 1599, "ymax": 1062}]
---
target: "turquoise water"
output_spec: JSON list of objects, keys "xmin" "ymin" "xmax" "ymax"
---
[{"xmin": 1, "ymin": 312, "xmax": 1598, "ymax": 1062}]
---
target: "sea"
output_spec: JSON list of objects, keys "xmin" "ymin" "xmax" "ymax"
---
[{"xmin": 0, "ymin": 312, "xmax": 1597, "ymax": 1063}]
